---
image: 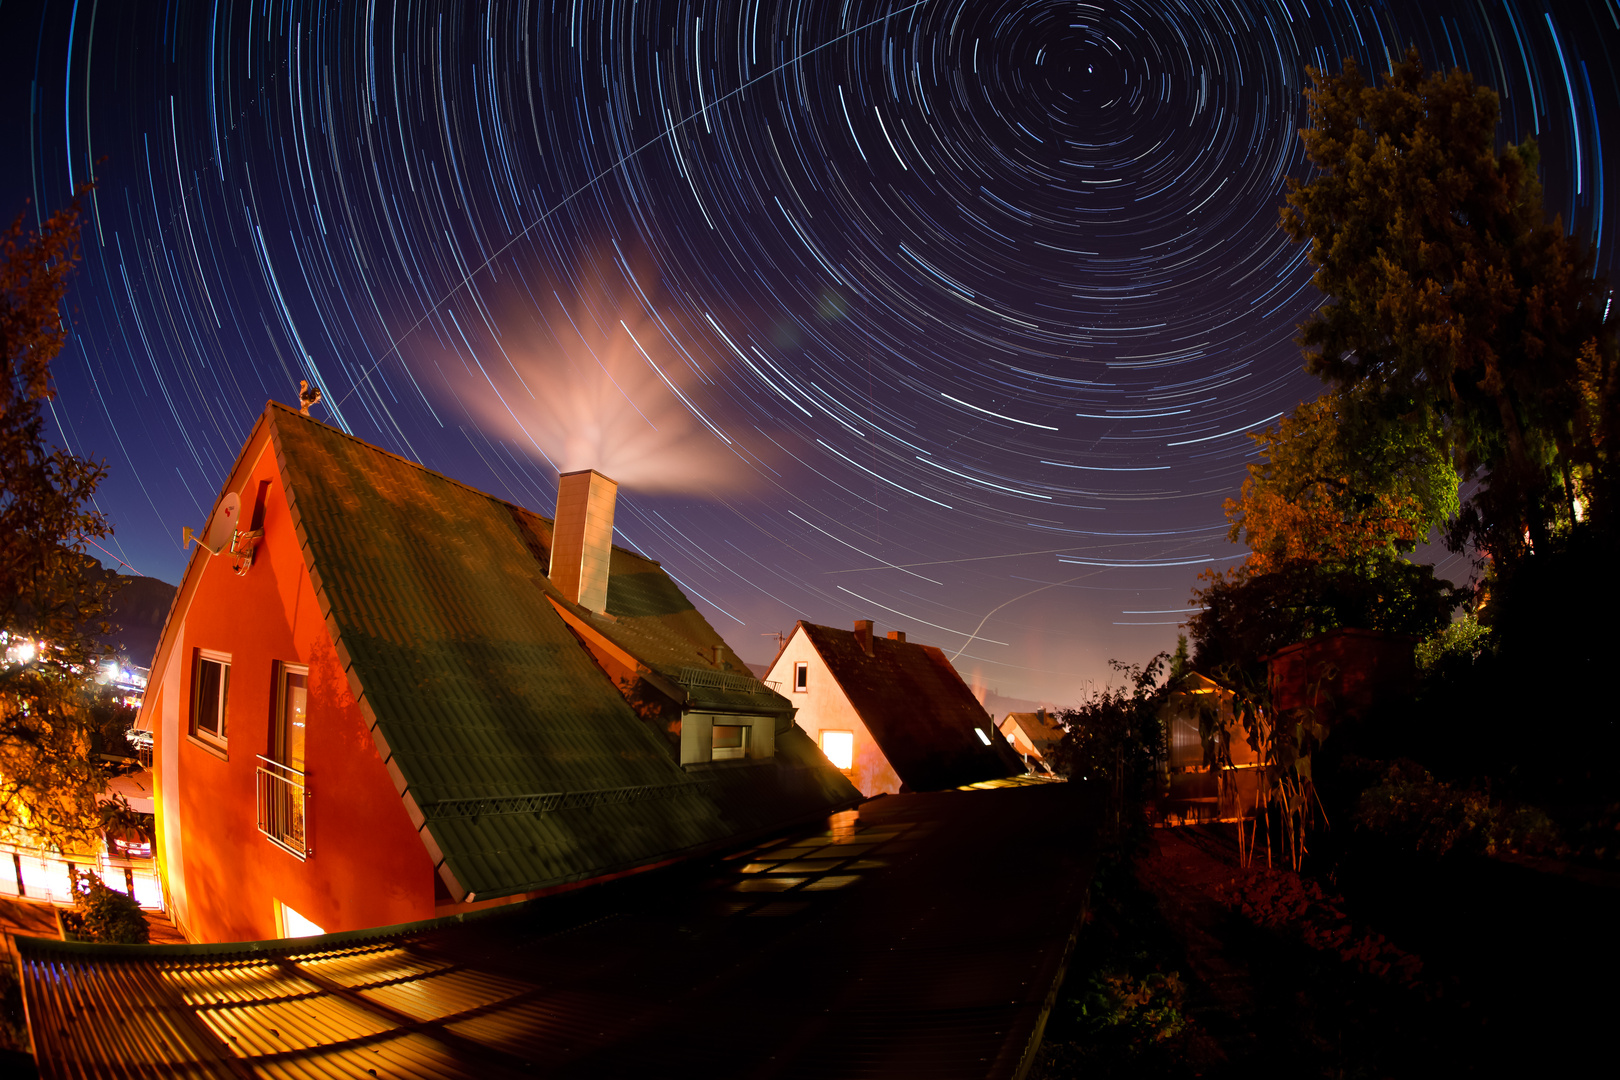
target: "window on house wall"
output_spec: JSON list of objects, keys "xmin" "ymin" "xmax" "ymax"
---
[
  {"xmin": 794, "ymin": 661, "xmax": 808, "ymax": 692},
  {"xmin": 711, "ymin": 724, "xmax": 750, "ymax": 760},
  {"xmin": 820, "ymin": 730, "xmax": 854, "ymax": 770},
  {"xmin": 190, "ymin": 650, "xmax": 231, "ymax": 747},
  {"xmin": 273, "ymin": 664, "xmax": 309, "ymax": 773},
  {"xmin": 258, "ymin": 663, "xmax": 311, "ymax": 857}
]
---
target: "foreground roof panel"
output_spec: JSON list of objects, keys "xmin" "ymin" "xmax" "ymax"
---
[{"xmin": 21, "ymin": 781, "xmax": 1093, "ymax": 1079}]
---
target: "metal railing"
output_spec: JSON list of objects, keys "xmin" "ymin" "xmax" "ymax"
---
[
  {"xmin": 125, "ymin": 729, "xmax": 153, "ymax": 769},
  {"xmin": 676, "ymin": 666, "xmax": 774, "ymax": 695},
  {"xmin": 256, "ymin": 756, "xmax": 310, "ymax": 859}
]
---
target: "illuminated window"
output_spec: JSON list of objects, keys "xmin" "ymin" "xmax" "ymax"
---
[
  {"xmin": 712, "ymin": 724, "xmax": 750, "ymax": 760},
  {"xmin": 278, "ymin": 901, "xmax": 324, "ymax": 937},
  {"xmin": 975, "ymin": 728, "xmax": 992, "ymax": 746},
  {"xmin": 794, "ymin": 661, "xmax": 808, "ymax": 692},
  {"xmin": 820, "ymin": 730, "xmax": 854, "ymax": 770},
  {"xmin": 190, "ymin": 650, "xmax": 231, "ymax": 747}
]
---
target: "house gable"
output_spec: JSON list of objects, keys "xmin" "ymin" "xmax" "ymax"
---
[
  {"xmin": 146, "ymin": 403, "xmax": 860, "ymax": 933},
  {"xmin": 767, "ymin": 623, "xmax": 902, "ymax": 797},
  {"xmin": 140, "ymin": 417, "xmax": 437, "ymax": 942},
  {"xmin": 784, "ymin": 622, "xmax": 1022, "ymax": 792}
]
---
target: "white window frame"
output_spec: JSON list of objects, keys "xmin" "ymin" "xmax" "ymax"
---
[
  {"xmin": 793, "ymin": 661, "xmax": 808, "ymax": 693},
  {"xmin": 711, "ymin": 723, "xmax": 751, "ymax": 761},
  {"xmin": 680, "ymin": 713, "xmax": 775, "ymax": 766},
  {"xmin": 190, "ymin": 648, "xmax": 232, "ymax": 749}
]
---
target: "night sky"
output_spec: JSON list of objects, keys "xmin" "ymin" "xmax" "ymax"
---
[{"xmin": 2, "ymin": 0, "xmax": 1614, "ymax": 704}]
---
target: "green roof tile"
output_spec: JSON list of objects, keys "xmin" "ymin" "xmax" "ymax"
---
[{"xmin": 265, "ymin": 404, "xmax": 856, "ymax": 899}]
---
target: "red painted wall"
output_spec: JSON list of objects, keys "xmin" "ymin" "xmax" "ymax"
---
[{"xmin": 158, "ymin": 434, "xmax": 437, "ymax": 942}]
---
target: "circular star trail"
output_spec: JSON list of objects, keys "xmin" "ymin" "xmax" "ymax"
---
[{"xmin": 3, "ymin": 0, "xmax": 1614, "ymax": 703}]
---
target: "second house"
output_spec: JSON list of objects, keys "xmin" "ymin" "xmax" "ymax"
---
[{"xmin": 766, "ymin": 621, "xmax": 1022, "ymax": 796}]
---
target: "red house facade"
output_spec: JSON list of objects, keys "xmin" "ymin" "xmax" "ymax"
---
[{"xmin": 142, "ymin": 403, "xmax": 858, "ymax": 943}]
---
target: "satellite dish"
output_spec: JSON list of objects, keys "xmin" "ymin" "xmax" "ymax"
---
[{"xmin": 201, "ymin": 492, "xmax": 241, "ymax": 555}]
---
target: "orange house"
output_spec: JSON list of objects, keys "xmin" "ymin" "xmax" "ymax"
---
[
  {"xmin": 765, "ymin": 620, "xmax": 1022, "ymax": 797},
  {"xmin": 141, "ymin": 403, "xmax": 858, "ymax": 943},
  {"xmin": 999, "ymin": 710, "xmax": 1065, "ymax": 774}
]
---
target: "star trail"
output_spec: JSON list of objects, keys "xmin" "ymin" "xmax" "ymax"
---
[{"xmin": 3, "ymin": 0, "xmax": 1614, "ymax": 703}]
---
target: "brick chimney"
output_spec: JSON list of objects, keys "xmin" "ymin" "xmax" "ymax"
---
[
  {"xmin": 853, "ymin": 619, "xmax": 874, "ymax": 656},
  {"xmin": 551, "ymin": 469, "xmax": 618, "ymax": 612},
  {"xmin": 887, "ymin": 630, "xmax": 906, "ymax": 643}
]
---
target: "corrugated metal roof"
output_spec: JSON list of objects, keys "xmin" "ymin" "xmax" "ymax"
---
[
  {"xmin": 20, "ymin": 780, "xmax": 1093, "ymax": 1080},
  {"xmin": 262, "ymin": 404, "xmax": 856, "ymax": 901},
  {"xmin": 799, "ymin": 623, "xmax": 1025, "ymax": 791}
]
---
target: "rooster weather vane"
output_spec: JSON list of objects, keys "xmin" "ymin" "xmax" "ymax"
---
[{"xmin": 298, "ymin": 380, "xmax": 323, "ymax": 416}]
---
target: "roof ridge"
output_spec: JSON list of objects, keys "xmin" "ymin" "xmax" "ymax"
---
[
  {"xmin": 265, "ymin": 401, "xmax": 659, "ymax": 565},
  {"xmin": 266, "ymin": 400, "xmax": 541, "ymax": 515}
]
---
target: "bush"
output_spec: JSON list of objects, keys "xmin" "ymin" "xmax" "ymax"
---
[
  {"xmin": 1080, "ymin": 970, "xmax": 1188, "ymax": 1045},
  {"xmin": 0, "ymin": 956, "xmax": 26, "ymax": 1056},
  {"xmin": 1413, "ymin": 613, "xmax": 1493, "ymax": 674},
  {"xmin": 1048, "ymin": 655, "xmax": 1170, "ymax": 838},
  {"xmin": 68, "ymin": 870, "xmax": 149, "ymax": 944},
  {"xmin": 1355, "ymin": 760, "xmax": 1559, "ymax": 858}
]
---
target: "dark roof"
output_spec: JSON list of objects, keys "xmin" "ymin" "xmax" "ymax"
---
[
  {"xmin": 19, "ymin": 782, "xmax": 1096, "ymax": 1080},
  {"xmin": 1003, "ymin": 710, "xmax": 1064, "ymax": 753},
  {"xmin": 799, "ymin": 622, "xmax": 1023, "ymax": 791},
  {"xmin": 264, "ymin": 403, "xmax": 856, "ymax": 901}
]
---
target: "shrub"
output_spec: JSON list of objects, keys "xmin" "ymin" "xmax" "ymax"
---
[
  {"xmin": 1080, "ymin": 970, "xmax": 1188, "ymax": 1046},
  {"xmin": 1355, "ymin": 760, "xmax": 1559, "ymax": 857},
  {"xmin": 1413, "ymin": 613, "xmax": 1493, "ymax": 673},
  {"xmin": 69, "ymin": 869, "xmax": 149, "ymax": 944}
]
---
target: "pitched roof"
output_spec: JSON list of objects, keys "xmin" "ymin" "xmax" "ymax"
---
[
  {"xmin": 547, "ymin": 539, "xmax": 793, "ymax": 715},
  {"xmin": 262, "ymin": 403, "xmax": 856, "ymax": 900},
  {"xmin": 1002, "ymin": 711, "xmax": 1064, "ymax": 754},
  {"xmin": 797, "ymin": 622, "xmax": 1023, "ymax": 791}
]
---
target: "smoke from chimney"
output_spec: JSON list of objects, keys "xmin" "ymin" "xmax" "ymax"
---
[{"xmin": 551, "ymin": 469, "xmax": 618, "ymax": 612}]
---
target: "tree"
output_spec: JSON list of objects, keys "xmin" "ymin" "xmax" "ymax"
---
[
  {"xmin": 1281, "ymin": 50, "xmax": 1612, "ymax": 570},
  {"xmin": 1188, "ymin": 557, "xmax": 1459, "ymax": 677},
  {"xmin": 1224, "ymin": 395, "xmax": 1456, "ymax": 576},
  {"xmin": 1, "ymin": 197, "xmax": 131, "ymax": 854},
  {"xmin": 1049, "ymin": 654, "xmax": 1171, "ymax": 837}
]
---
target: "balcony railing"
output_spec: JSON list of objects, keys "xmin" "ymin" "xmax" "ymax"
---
[
  {"xmin": 125, "ymin": 729, "xmax": 153, "ymax": 769},
  {"xmin": 256, "ymin": 756, "xmax": 310, "ymax": 859}
]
